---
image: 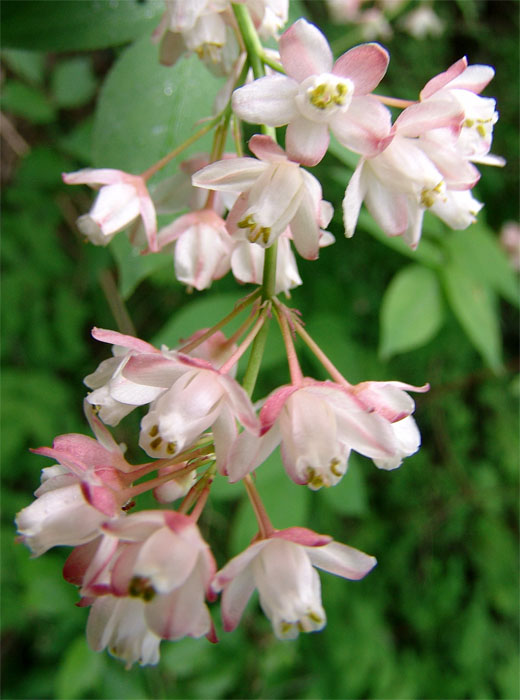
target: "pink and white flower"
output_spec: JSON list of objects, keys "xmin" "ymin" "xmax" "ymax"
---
[
  {"xmin": 62, "ymin": 169, "xmax": 158, "ymax": 251},
  {"xmin": 232, "ymin": 18, "xmax": 392, "ymax": 166},
  {"xmin": 85, "ymin": 328, "xmax": 164, "ymax": 426},
  {"xmin": 192, "ymin": 135, "xmax": 331, "ymax": 259},
  {"xmin": 121, "ymin": 351, "xmax": 260, "ymax": 461},
  {"xmin": 102, "ymin": 511, "xmax": 217, "ymax": 642},
  {"xmin": 419, "ymin": 56, "xmax": 504, "ymax": 166},
  {"xmin": 212, "ymin": 527, "xmax": 376, "ymax": 639},
  {"xmin": 87, "ymin": 595, "xmax": 162, "ymax": 668},
  {"xmin": 15, "ymin": 410, "xmax": 132, "ymax": 555},
  {"xmin": 226, "ymin": 378, "xmax": 428, "ymax": 487},
  {"xmin": 157, "ymin": 209, "xmax": 233, "ymax": 291}
]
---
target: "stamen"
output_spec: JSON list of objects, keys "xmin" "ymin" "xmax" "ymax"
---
[
  {"xmin": 308, "ymin": 610, "xmax": 324, "ymax": 624},
  {"xmin": 330, "ymin": 458, "xmax": 342, "ymax": 477},
  {"xmin": 166, "ymin": 442, "xmax": 176, "ymax": 455},
  {"xmin": 150, "ymin": 436, "xmax": 162, "ymax": 450},
  {"xmin": 149, "ymin": 424, "xmax": 159, "ymax": 437},
  {"xmin": 129, "ymin": 575, "xmax": 156, "ymax": 601}
]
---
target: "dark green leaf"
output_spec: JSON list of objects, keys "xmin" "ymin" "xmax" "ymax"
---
[{"xmin": 2, "ymin": 0, "xmax": 164, "ymax": 51}]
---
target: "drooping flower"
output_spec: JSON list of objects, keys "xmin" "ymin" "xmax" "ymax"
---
[
  {"xmin": 212, "ymin": 527, "xmax": 376, "ymax": 639},
  {"xmin": 156, "ymin": 209, "xmax": 233, "ymax": 290},
  {"xmin": 62, "ymin": 169, "xmax": 158, "ymax": 251},
  {"xmin": 103, "ymin": 511, "xmax": 217, "ymax": 642},
  {"xmin": 226, "ymin": 378, "xmax": 428, "ymax": 487},
  {"xmin": 121, "ymin": 351, "xmax": 260, "ymax": 462},
  {"xmin": 192, "ymin": 135, "xmax": 331, "ymax": 259},
  {"xmin": 419, "ymin": 56, "xmax": 504, "ymax": 166},
  {"xmin": 85, "ymin": 328, "xmax": 164, "ymax": 426},
  {"xmin": 15, "ymin": 408, "xmax": 132, "ymax": 555},
  {"xmin": 232, "ymin": 18, "xmax": 392, "ymax": 166}
]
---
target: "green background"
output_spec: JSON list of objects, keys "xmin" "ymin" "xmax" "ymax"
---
[{"xmin": 1, "ymin": 1, "xmax": 518, "ymax": 698}]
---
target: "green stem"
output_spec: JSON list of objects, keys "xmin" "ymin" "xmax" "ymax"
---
[{"xmin": 232, "ymin": 3, "xmax": 265, "ymax": 80}]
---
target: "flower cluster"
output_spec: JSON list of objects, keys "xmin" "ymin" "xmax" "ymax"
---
[{"xmin": 19, "ymin": 5, "xmax": 503, "ymax": 670}]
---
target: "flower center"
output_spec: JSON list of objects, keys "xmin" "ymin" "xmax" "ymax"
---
[
  {"xmin": 296, "ymin": 74, "xmax": 354, "ymax": 123},
  {"xmin": 237, "ymin": 214, "xmax": 272, "ymax": 246},
  {"xmin": 420, "ymin": 180, "xmax": 446, "ymax": 209}
]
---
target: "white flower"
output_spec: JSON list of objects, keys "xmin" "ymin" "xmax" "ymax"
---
[
  {"xmin": 62, "ymin": 169, "xmax": 158, "ymax": 251},
  {"xmin": 192, "ymin": 135, "xmax": 330, "ymax": 259},
  {"xmin": 232, "ymin": 18, "xmax": 392, "ymax": 166},
  {"xmin": 212, "ymin": 527, "xmax": 376, "ymax": 639}
]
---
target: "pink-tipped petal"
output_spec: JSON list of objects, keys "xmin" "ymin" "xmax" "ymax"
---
[
  {"xmin": 332, "ymin": 43, "xmax": 389, "ymax": 95},
  {"xmin": 420, "ymin": 57, "xmax": 468, "ymax": 99},
  {"xmin": 446, "ymin": 64, "xmax": 495, "ymax": 93},
  {"xmin": 343, "ymin": 159, "xmax": 367, "ymax": 238},
  {"xmin": 121, "ymin": 354, "xmax": 187, "ymax": 388},
  {"xmin": 331, "ymin": 96, "xmax": 393, "ymax": 157},
  {"xmin": 286, "ymin": 118, "xmax": 330, "ymax": 167},
  {"xmin": 279, "ymin": 19, "xmax": 333, "ymax": 81},
  {"xmin": 192, "ymin": 158, "xmax": 266, "ymax": 191},
  {"xmin": 274, "ymin": 527, "xmax": 332, "ymax": 547},
  {"xmin": 259, "ymin": 384, "xmax": 299, "ymax": 434},
  {"xmin": 62, "ymin": 168, "xmax": 126, "ymax": 186},
  {"xmin": 248, "ymin": 134, "xmax": 289, "ymax": 162},
  {"xmin": 91, "ymin": 327, "xmax": 159, "ymax": 354},
  {"xmin": 138, "ymin": 190, "xmax": 158, "ymax": 252},
  {"xmin": 232, "ymin": 75, "xmax": 299, "ymax": 126},
  {"xmin": 394, "ymin": 99, "xmax": 463, "ymax": 138},
  {"xmin": 220, "ymin": 566, "xmax": 256, "ymax": 632},
  {"xmin": 307, "ymin": 541, "xmax": 377, "ymax": 580}
]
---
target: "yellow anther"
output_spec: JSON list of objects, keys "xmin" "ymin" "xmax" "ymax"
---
[
  {"xmin": 166, "ymin": 442, "xmax": 176, "ymax": 455},
  {"xmin": 464, "ymin": 118, "xmax": 475, "ymax": 128},
  {"xmin": 261, "ymin": 227, "xmax": 271, "ymax": 244},
  {"xmin": 149, "ymin": 424, "xmax": 159, "ymax": 438},
  {"xmin": 280, "ymin": 621, "xmax": 294, "ymax": 635},
  {"xmin": 150, "ymin": 436, "xmax": 162, "ymax": 450},
  {"xmin": 129, "ymin": 576, "xmax": 156, "ymax": 601},
  {"xmin": 308, "ymin": 610, "xmax": 324, "ymax": 624},
  {"xmin": 238, "ymin": 214, "xmax": 254, "ymax": 229},
  {"xmin": 330, "ymin": 459, "xmax": 342, "ymax": 477},
  {"xmin": 477, "ymin": 124, "xmax": 487, "ymax": 138}
]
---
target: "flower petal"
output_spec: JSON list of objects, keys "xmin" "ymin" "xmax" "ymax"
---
[
  {"xmin": 332, "ymin": 43, "xmax": 389, "ymax": 95},
  {"xmin": 279, "ymin": 19, "xmax": 333, "ymax": 81},
  {"xmin": 192, "ymin": 158, "xmax": 266, "ymax": 192},
  {"xmin": 285, "ymin": 118, "xmax": 330, "ymax": 167},
  {"xmin": 232, "ymin": 75, "xmax": 299, "ymax": 126},
  {"xmin": 306, "ymin": 541, "xmax": 377, "ymax": 580},
  {"xmin": 331, "ymin": 96, "xmax": 393, "ymax": 157}
]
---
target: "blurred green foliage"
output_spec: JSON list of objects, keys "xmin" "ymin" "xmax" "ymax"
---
[{"xmin": 1, "ymin": 1, "xmax": 518, "ymax": 698}]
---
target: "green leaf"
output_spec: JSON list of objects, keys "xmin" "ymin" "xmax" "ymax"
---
[
  {"xmin": 443, "ymin": 223, "xmax": 519, "ymax": 308},
  {"xmin": 1, "ymin": 81, "xmax": 55, "ymax": 123},
  {"xmin": 2, "ymin": 0, "xmax": 164, "ymax": 51},
  {"xmin": 51, "ymin": 57, "xmax": 97, "ymax": 108},
  {"xmin": 442, "ymin": 263, "xmax": 502, "ymax": 371},
  {"xmin": 109, "ymin": 234, "xmax": 172, "ymax": 300},
  {"xmin": 152, "ymin": 292, "xmax": 246, "ymax": 348},
  {"xmin": 55, "ymin": 636, "xmax": 103, "ymax": 700},
  {"xmin": 92, "ymin": 35, "xmax": 224, "ymax": 175},
  {"xmin": 1, "ymin": 49, "xmax": 45, "ymax": 84},
  {"xmin": 380, "ymin": 264, "xmax": 444, "ymax": 358}
]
